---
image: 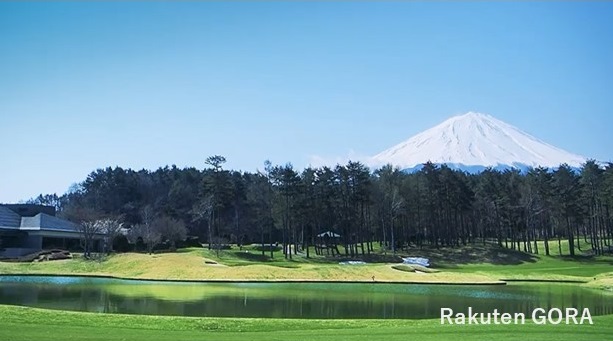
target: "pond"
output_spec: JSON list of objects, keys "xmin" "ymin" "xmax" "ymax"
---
[{"xmin": 1, "ymin": 275, "xmax": 612, "ymax": 319}]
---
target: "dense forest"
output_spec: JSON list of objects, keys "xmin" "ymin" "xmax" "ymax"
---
[{"xmin": 25, "ymin": 156, "xmax": 613, "ymax": 258}]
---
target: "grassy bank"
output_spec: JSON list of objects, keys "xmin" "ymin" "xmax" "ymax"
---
[
  {"xmin": 0, "ymin": 244, "xmax": 612, "ymax": 287},
  {"xmin": 2, "ymin": 244, "xmax": 612, "ymax": 340},
  {"xmin": 0, "ymin": 305, "xmax": 611, "ymax": 341},
  {"xmin": 0, "ymin": 247, "xmax": 502, "ymax": 284}
]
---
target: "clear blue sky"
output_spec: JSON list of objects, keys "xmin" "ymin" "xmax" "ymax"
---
[{"xmin": 1, "ymin": 2, "xmax": 612, "ymax": 203}]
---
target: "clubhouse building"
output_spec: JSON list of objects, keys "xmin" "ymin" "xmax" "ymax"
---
[{"xmin": 0, "ymin": 204, "xmax": 97, "ymax": 258}]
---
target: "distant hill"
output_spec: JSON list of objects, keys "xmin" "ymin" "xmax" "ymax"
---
[{"xmin": 369, "ymin": 112, "xmax": 590, "ymax": 173}]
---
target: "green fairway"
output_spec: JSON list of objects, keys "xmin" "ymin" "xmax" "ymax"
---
[
  {"xmin": 0, "ymin": 305, "xmax": 612, "ymax": 341},
  {"xmin": 1, "ymin": 243, "xmax": 612, "ymax": 289},
  {"xmin": 1, "ymin": 244, "xmax": 612, "ymax": 339},
  {"xmin": 449, "ymin": 255, "xmax": 613, "ymax": 279}
]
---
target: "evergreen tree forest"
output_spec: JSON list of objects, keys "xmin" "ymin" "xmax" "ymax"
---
[{"xmin": 26, "ymin": 157, "xmax": 613, "ymax": 258}]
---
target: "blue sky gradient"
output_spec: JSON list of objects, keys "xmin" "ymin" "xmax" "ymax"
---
[{"xmin": 1, "ymin": 2, "xmax": 612, "ymax": 202}]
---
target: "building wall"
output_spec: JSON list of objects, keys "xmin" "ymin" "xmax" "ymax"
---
[
  {"xmin": 0, "ymin": 234, "xmax": 43, "ymax": 258},
  {"xmin": 22, "ymin": 235, "xmax": 43, "ymax": 249},
  {"xmin": 1, "ymin": 232, "xmax": 106, "ymax": 258},
  {"xmin": 0, "ymin": 247, "xmax": 40, "ymax": 258}
]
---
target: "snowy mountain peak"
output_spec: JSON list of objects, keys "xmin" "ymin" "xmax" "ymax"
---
[
  {"xmin": 457, "ymin": 111, "xmax": 489, "ymax": 119},
  {"xmin": 369, "ymin": 111, "xmax": 587, "ymax": 171}
]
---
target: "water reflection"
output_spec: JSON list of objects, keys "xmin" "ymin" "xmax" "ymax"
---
[{"xmin": 1, "ymin": 275, "xmax": 612, "ymax": 319}]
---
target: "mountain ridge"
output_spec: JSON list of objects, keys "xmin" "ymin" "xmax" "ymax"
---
[{"xmin": 368, "ymin": 112, "xmax": 589, "ymax": 172}]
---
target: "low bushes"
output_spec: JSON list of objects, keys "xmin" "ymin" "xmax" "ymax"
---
[{"xmin": 4, "ymin": 249, "xmax": 73, "ymax": 263}]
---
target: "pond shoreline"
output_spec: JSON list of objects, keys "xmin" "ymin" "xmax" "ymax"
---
[
  {"xmin": 501, "ymin": 278, "xmax": 589, "ymax": 284},
  {"xmin": 0, "ymin": 272, "xmax": 508, "ymax": 285},
  {"xmin": 2, "ymin": 276, "xmax": 613, "ymax": 320},
  {"xmin": 2, "ymin": 248, "xmax": 610, "ymax": 289},
  {"xmin": 0, "ymin": 272, "xmax": 599, "ymax": 286}
]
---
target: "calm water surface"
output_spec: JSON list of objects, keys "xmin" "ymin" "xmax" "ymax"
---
[{"xmin": 1, "ymin": 275, "xmax": 612, "ymax": 319}]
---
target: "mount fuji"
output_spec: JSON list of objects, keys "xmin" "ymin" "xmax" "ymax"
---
[{"xmin": 369, "ymin": 112, "xmax": 588, "ymax": 173}]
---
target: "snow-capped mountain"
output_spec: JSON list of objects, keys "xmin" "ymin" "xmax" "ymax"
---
[{"xmin": 369, "ymin": 112, "xmax": 588, "ymax": 172}]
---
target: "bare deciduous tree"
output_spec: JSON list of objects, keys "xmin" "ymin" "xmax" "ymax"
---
[
  {"xmin": 153, "ymin": 215, "xmax": 187, "ymax": 251},
  {"xmin": 192, "ymin": 194, "xmax": 214, "ymax": 250},
  {"xmin": 210, "ymin": 236, "xmax": 228, "ymax": 257},
  {"xmin": 65, "ymin": 206, "xmax": 102, "ymax": 259},
  {"xmin": 96, "ymin": 217, "xmax": 124, "ymax": 254},
  {"xmin": 77, "ymin": 221, "xmax": 102, "ymax": 259},
  {"xmin": 128, "ymin": 223, "xmax": 161, "ymax": 255},
  {"xmin": 127, "ymin": 206, "xmax": 161, "ymax": 255}
]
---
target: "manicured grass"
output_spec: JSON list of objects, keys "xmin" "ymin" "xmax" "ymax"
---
[
  {"xmin": 0, "ymin": 243, "xmax": 611, "ymax": 287},
  {"xmin": 449, "ymin": 254, "xmax": 613, "ymax": 279},
  {"xmin": 446, "ymin": 255, "xmax": 612, "ymax": 285},
  {"xmin": 529, "ymin": 239, "xmax": 605, "ymax": 257},
  {"xmin": 0, "ymin": 247, "xmax": 501, "ymax": 284},
  {"xmin": 2, "ymin": 243, "xmax": 613, "ymax": 340},
  {"xmin": 0, "ymin": 305, "xmax": 611, "ymax": 341}
]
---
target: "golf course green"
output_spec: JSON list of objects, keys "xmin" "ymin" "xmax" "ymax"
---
[{"xmin": 1, "ymin": 243, "xmax": 612, "ymax": 340}]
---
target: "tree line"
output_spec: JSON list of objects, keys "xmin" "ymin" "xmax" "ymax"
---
[{"xmin": 26, "ymin": 157, "xmax": 613, "ymax": 258}]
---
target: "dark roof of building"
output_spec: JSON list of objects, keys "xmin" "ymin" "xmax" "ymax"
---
[
  {"xmin": 0, "ymin": 206, "xmax": 22, "ymax": 228},
  {"xmin": 20, "ymin": 213, "xmax": 80, "ymax": 233},
  {"xmin": 0, "ymin": 205, "xmax": 80, "ymax": 233},
  {"xmin": 3, "ymin": 204, "xmax": 56, "ymax": 217}
]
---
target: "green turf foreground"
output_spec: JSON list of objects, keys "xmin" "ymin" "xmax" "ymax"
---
[{"xmin": 0, "ymin": 305, "xmax": 612, "ymax": 341}]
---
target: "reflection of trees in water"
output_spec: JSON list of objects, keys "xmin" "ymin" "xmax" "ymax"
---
[{"xmin": 1, "ymin": 282, "xmax": 613, "ymax": 318}]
